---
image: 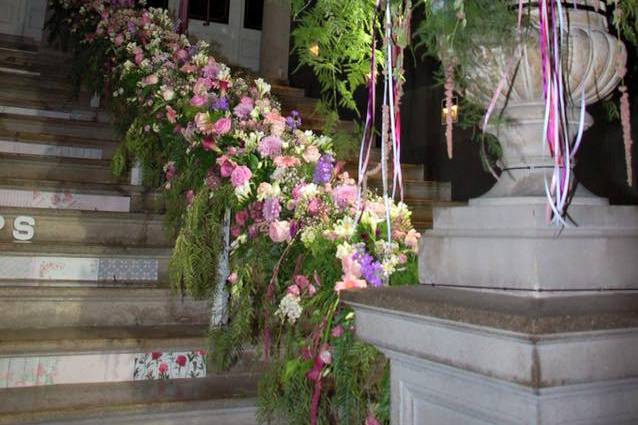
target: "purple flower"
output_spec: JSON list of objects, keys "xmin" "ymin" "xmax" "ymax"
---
[
  {"xmin": 354, "ymin": 250, "xmax": 384, "ymax": 288},
  {"xmin": 233, "ymin": 97, "xmax": 254, "ymax": 119},
  {"xmin": 212, "ymin": 97, "xmax": 229, "ymax": 111},
  {"xmin": 286, "ymin": 110, "xmax": 302, "ymax": 130},
  {"xmin": 262, "ymin": 198, "xmax": 281, "ymax": 222},
  {"xmin": 313, "ymin": 155, "xmax": 334, "ymax": 184}
]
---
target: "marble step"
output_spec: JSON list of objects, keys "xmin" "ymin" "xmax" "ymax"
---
[
  {"xmin": 0, "ymin": 130, "xmax": 118, "ymax": 160},
  {"xmin": 0, "ymin": 326, "xmax": 210, "ymax": 389},
  {"xmin": 0, "ymin": 285, "xmax": 207, "ymax": 329},
  {"xmin": 0, "ymin": 113, "xmax": 117, "ymax": 141},
  {"xmin": 0, "ymin": 374, "xmax": 258, "ymax": 425},
  {"xmin": 368, "ymin": 178, "xmax": 452, "ymax": 202},
  {"xmin": 0, "ymin": 153, "xmax": 122, "ymax": 184},
  {"xmin": 0, "ymin": 242, "xmax": 170, "ymax": 282},
  {"xmin": 0, "ymin": 207, "xmax": 171, "ymax": 246},
  {"xmin": 0, "ymin": 177, "xmax": 163, "ymax": 213}
]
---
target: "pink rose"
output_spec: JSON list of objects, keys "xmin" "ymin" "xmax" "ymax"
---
[
  {"xmin": 213, "ymin": 117, "xmax": 232, "ymax": 135},
  {"xmin": 303, "ymin": 145, "xmax": 321, "ymax": 163},
  {"xmin": 269, "ymin": 220, "xmax": 291, "ymax": 243},
  {"xmin": 230, "ymin": 165, "xmax": 252, "ymax": 187},
  {"xmin": 191, "ymin": 94, "xmax": 208, "ymax": 107},
  {"xmin": 216, "ymin": 155, "xmax": 236, "ymax": 177},
  {"xmin": 331, "ymin": 325, "xmax": 344, "ymax": 338},
  {"xmin": 294, "ymin": 275, "xmax": 310, "ymax": 289},
  {"xmin": 307, "ymin": 284, "xmax": 317, "ymax": 296},
  {"xmin": 287, "ymin": 284, "xmax": 300, "ymax": 296}
]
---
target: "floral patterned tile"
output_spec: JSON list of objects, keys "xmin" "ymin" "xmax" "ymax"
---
[{"xmin": 133, "ymin": 351, "xmax": 207, "ymax": 380}]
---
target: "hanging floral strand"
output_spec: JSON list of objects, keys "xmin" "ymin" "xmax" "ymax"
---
[{"xmin": 612, "ymin": 0, "xmax": 634, "ymax": 186}]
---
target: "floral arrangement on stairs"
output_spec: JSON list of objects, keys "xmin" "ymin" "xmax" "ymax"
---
[{"xmin": 47, "ymin": 1, "xmax": 419, "ymax": 423}]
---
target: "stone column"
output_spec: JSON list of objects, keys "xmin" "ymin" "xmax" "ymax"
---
[
  {"xmin": 259, "ymin": 0, "xmax": 291, "ymax": 84},
  {"xmin": 345, "ymin": 2, "xmax": 638, "ymax": 424}
]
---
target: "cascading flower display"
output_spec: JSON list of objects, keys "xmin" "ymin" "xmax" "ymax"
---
[{"xmin": 47, "ymin": 1, "xmax": 420, "ymax": 423}]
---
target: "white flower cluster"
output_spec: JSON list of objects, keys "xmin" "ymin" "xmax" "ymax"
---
[{"xmin": 275, "ymin": 293, "xmax": 303, "ymax": 324}]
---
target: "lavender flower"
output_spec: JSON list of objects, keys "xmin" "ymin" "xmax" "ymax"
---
[
  {"xmin": 355, "ymin": 251, "xmax": 384, "ymax": 288},
  {"xmin": 313, "ymin": 154, "xmax": 334, "ymax": 184}
]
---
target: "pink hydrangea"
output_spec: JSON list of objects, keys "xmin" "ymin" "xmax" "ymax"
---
[
  {"xmin": 258, "ymin": 135, "xmax": 283, "ymax": 158},
  {"xmin": 230, "ymin": 165, "xmax": 252, "ymax": 187},
  {"xmin": 332, "ymin": 184, "xmax": 358, "ymax": 209},
  {"xmin": 233, "ymin": 96, "xmax": 254, "ymax": 119}
]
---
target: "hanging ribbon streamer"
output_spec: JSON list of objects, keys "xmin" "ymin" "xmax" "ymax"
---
[
  {"xmin": 538, "ymin": 0, "xmax": 586, "ymax": 226},
  {"xmin": 356, "ymin": 0, "xmax": 407, "ymax": 243}
]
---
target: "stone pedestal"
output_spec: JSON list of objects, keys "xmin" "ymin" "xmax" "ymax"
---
[
  {"xmin": 344, "ymin": 286, "xmax": 638, "ymax": 425},
  {"xmin": 259, "ymin": 0, "xmax": 291, "ymax": 83},
  {"xmin": 344, "ymin": 3, "xmax": 638, "ymax": 423}
]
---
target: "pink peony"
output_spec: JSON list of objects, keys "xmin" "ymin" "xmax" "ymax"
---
[
  {"xmin": 287, "ymin": 284, "xmax": 300, "ymax": 296},
  {"xmin": 216, "ymin": 155, "xmax": 237, "ymax": 177},
  {"xmin": 230, "ymin": 165, "xmax": 252, "ymax": 187},
  {"xmin": 335, "ymin": 274, "xmax": 367, "ymax": 293},
  {"xmin": 269, "ymin": 220, "xmax": 291, "ymax": 243},
  {"xmin": 258, "ymin": 135, "xmax": 283, "ymax": 158},
  {"xmin": 213, "ymin": 117, "xmax": 231, "ymax": 135}
]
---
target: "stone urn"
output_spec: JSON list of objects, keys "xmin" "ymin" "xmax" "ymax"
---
[{"xmin": 464, "ymin": 0, "xmax": 625, "ymax": 206}]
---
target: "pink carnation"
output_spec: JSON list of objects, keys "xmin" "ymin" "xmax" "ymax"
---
[
  {"xmin": 258, "ymin": 135, "xmax": 283, "ymax": 158},
  {"xmin": 233, "ymin": 96, "xmax": 254, "ymax": 119},
  {"xmin": 230, "ymin": 165, "xmax": 252, "ymax": 187}
]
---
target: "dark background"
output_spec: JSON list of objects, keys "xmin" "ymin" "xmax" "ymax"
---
[{"xmin": 288, "ymin": 8, "xmax": 638, "ymax": 204}]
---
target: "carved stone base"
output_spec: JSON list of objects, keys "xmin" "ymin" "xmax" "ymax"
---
[
  {"xmin": 344, "ymin": 286, "xmax": 638, "ymax": 425},
  {"xmin": 420, "ymin": 202, "xmax": 638, "ymax": 291}
]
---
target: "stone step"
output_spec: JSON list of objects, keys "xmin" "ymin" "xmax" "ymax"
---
[
  {"xmin": 0, "ymin": 374, "xmax": 258, "ymax": 425},
  {"xmin": 0, "ymin": 98, "xmax": 101, "ymax": 122},
  {"xmin": 0, "ymin": 114, "xmax": 117, "ymax": 141},
  {"xmin": 0, "ymin": 177, "xmax": 163, "ymax": 213},
  {"xmin": 0, "ymin": 285, "xmax": 208, "ymax": 329},
  {"xmin": 0, "ymin": 130, "xmax": 118, "ymax": 159},
  {"xmin": 270, "ymin": 83, "xmax": 306, "ymax": 99},
  {"xmin": 344, "ymin": 161, "xmax": 424, "ymax": 181},
  {"xmin": 0, "ymin": 69, "xmax": 89, "ymax": 95},
  {"xmin": 0, "ymin": 153, "xmax": 122, "ymax": 184},
  {"xmin": 0, "ymin": 207, "xmax": 171, "ymax": 247},
  {"xmin": 0, "ymin": 326, "xmax": 210, "ymax": 389},
  {"xmin": 367, "ymin": 178, "xmax": 452, "ymax": 202},
  {"xmin": 0, "ymin": 84, "xmax": 91, "ymax": 109},
  {"xmin": 0, "ymin": 242, "xmax": 170, "ymax": 282}
]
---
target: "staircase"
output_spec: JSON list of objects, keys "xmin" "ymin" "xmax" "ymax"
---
[
  {"xmin": 0, "ymin": 37, "xmax": 258, "ymax": 424},
  {"xmin": 271, "ymin": 84, "xmax": 454, "ymax": 232}
]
